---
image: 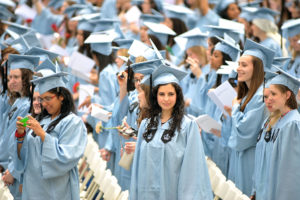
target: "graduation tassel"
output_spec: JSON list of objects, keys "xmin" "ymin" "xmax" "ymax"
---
[
  {"xmin": 149, "ymin": 74, "xmax": 154, "ymax": 106},
  {"xmin": 30, "ymin": 83, "xmax": 37, "ymax": 137}
]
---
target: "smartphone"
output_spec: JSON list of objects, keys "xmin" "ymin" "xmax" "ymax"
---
[{"xmin": 19, "ymin": 117, "xmax": 29, "ymax": 127}]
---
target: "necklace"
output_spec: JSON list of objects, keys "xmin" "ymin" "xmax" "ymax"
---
[{"xmin": 280, "ymin": 110, "xmax": 291, "ymax": 121}]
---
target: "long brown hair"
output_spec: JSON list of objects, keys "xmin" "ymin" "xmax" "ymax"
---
[
  {"xmin": 137, "ymin": 84, "xmax": 151, "ymax": 127},
  {"xmin": 237, "ymin": 55, "xmax": 264, "ymax": 112}
]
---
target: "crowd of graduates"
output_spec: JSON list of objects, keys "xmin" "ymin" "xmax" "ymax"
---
[{"xmin": 0, "ymin": 0, "xmax": 300, "ymax": 199}]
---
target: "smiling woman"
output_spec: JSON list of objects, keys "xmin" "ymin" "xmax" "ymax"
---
[
  {"xmin": 130, "ymin": 64, "xmax": 213, "ymax": 199},
  {"xmin": 13, "ymin": 72, "xmax": 87, "ymax": 200}
]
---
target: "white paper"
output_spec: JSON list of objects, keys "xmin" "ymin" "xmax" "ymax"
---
[
  {"xmin": 49, "ymin": 44, "xmax": 69, "ymax": 57},
  {"xmin": 15, "ymin": 4, "xmax": 37, "ymax": 20},
  {"xmin": 195, "ymin": 114, "xmax": 222, "ymax": 134},
  {"xmin": 91, "ymin": 104, "xmax": 111, "ymax": 122},
  {"xmin": 125, "ymin": 6, "xmax": 141, "ymax": 23},
  {"xmin": 37, "ymin": 34, "xmax": 54, "ymax": 49},
  {"xmin": 207, "ymin": 81, "xmax": 237, "ymax": 115},
  {"xmin": 68, "ymin": 51, "xmax": 95, "ymax": 82},
  {"xmin": 78, "ymin": 84, "xmax": 94, "ymax": 113}
]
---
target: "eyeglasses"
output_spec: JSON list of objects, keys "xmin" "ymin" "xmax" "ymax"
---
[
  {"xmin": 33, "ymin": 97, "xmax": 42, "ymax": 102},
  {"xmin": 134, "ymin": 79, "xmax": 143, "ymax": 83},
  {"xmin": 40, "ymin": 95, "xmax": 56, "ymax": 103}
]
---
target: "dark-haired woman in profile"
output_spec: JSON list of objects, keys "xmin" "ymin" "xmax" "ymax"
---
[
  {"xmin": 130, "ymin": 65, "xmax": 212, "ymax": 200},
  {"xmin": 14, "ymin": 72, "xmax": 87, "ymax": 200}
]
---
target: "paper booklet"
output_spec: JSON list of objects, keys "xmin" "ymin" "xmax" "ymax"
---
[
  {"xmin": 195, "ymin": 114, "xmax": 222, "ymax": 137},
  {"xmin": 207, "ymin": 80, "xmax": 237, "ymax": 115},
  {"xmin": 78, "ymin": 84, "xmax": 94, "ymax": 113},
  {"xmin": 91, "ymin": 104, "xmax": 111, "ymax": 122},
  {"xmin": 68, "ymin": 51, "xmax": 95, "ymax": 82}
]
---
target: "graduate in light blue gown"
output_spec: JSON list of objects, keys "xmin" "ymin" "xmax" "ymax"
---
[
  {"xmin": 227, "ymin": 39, "xmax": 274, "ymax": 196},
  {"xmin": 1, "ymin": 54, "xmax": 40, "ymax": 200},
  {"xmin": 281, "ymin": 18, "xmax": 300, "ymax": 78},
  {"xmin": 250, "ymin": 8, "xmax": 285, "ymax": 57},
  {"xmin": 13, "ymin": 72, "xmax": 87, "ymax": 200},
  {"xmin": 251, "ymin": 70, "xmax": 279, "ymax": 200},
  {"xmin": 130, "ymin": 64, "xmax": 213, "ymax": 200},
  {"xmin": 263, "ymin": 66, "xmax": 300, "ymax": 200},
  {"xmin": 214, "ymin": 0, "xmax": 240, "ymax": 21}
]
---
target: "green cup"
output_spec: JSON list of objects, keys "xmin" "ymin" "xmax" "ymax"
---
[{"xmin": 19, "ymin": 117, "xmax": 29, "ymax": 127}]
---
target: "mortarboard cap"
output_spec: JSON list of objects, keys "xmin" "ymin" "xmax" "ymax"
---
[
  {"xmin": 114, "ymin": 39, "xmax": 134, "ymax": 49},
  {"xmin": 205, "ymin": 24, "xmax": 241, "ymax": 43},
  {"xmin": 143, "ymin": 63, "xmax": 187, "ymax": 86},
  {"xmin": 2, "ymin": 20, "xmax": 32, "ymax": 35},
  {"xmin": 178, "ymin": 28, "xmax": 208, "ymax": 49},
  {"xmin": 22, "ymin": 31, "xmax": 42, "ymax": 48},
  {"xmin": 48, "ymin": 0, "xmax": 64, "ymax": 10},
  {"xmin": 35, "ymin": 58, "xmax": 57, "ymax": 76},
  {"xmin": 31, "ymin": 72, "xmax": 69, "ymax": 95},
  {"xmin": 128, "ymin": 40, "xmax": 156, "ymax": 61},
  {"xmin": 10, "ymin": 35, "xmax": 30, "ymax": 54},
  {"xmin": 0, "ymin": 5, "xmax": 13, "ymax": 20},
  {"xmin": 130, "ymin": 59, "xmax": 161, "ymax": 75},
  {"xmin": 239, "ymin": 0, "xmax": 262, "ymax": 7},
  {"xmin": 215, "ymin": 0, "xmax": 236, "ymax": 14},
  {"xmin": 164, "ymin": 4, "xmax": 193, "ymax": 20},
  {"xmin": 144, "ymin": 21, "xmax": 176, "ymax": 46},
  {"xmin": 64, "ymin": 4, "xmax": 86, "ymax": 18},
  {"xmin": 77, "ymin": 19, "xmax": 94, "ymax": 32},
  {"xmin": 272, "ymin": 57, "xmax": 292, "ymax": 69},
  {"xmin": 85, "ymin": 33, "xmax": 114, "ymax": 56},
  {"xmin": 242, "ymin": 39, "xmax": 275, "ymax": 71},
  {"xmin": 25, "ymin": 47, "xmax": 59, "ymax": 62},
  {"xmin": 281, "ymin": 18, "xmax": 300, "ymax": 39},
  {"xmin": 8, "ymin": 54, "xmax": 39, "ymax": 72},
  {"xmin": 251, "ymin": 7, "xmax": 279, "ymax": 22},
  {"xmin": 91, "ymin": 18, "xmax": 119, "ymax": 32},
  {"xmin": 0, "ymin": 0, "xmax": 15, "ymax": 8},
  {"xmin": 140, "ymin": 13, "xmax": 164, "ymax": 24},
  {"xmin": 269, "ymin": 65, "xmax": 300, "ymax": 95},
  {"xmin": 215, "ymin": 34, "xmax": 241, "ymax": 61}
]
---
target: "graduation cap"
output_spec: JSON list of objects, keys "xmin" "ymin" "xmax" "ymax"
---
[
  {"xmin": 2, "ymin": 20, "xmax": 32, "ymax": 35},
  {"xmin": 215, "ymin": 0, "xmax": 236, "ymax": 14},
  {"xmin": 239, "ymin": 7, "xmax": 257, "ymax": 22},
  {"xmin": 85, "ymin": 33, "xmax": 114, "ymax": 56},
  {"xmin": 205, "ymin": 24, "xmax": 241, "ymax": 43},
  {"xmin": 140, "ymin": 13, "xmax": 165, "ymax": 24},
  {"xmin": 31, "ymin": 72, "xmax": 69, "ymax": 95},
  {"xmin": 130, "ymin": 59, "xmax": 162, "ymax": 75},
  {"xmin": 239, "ymin": 0, "xmax": 262, "ymax": 8},
  {"xmin": 269, "ymin": 66, "xmax": 300, "ymax": 95},
  {"xmin": 0, "ymin": 5, "xmax": 13, "ymax": 20},
  {"xmin": 144, "ymin": 21, "xmax": 176, "ymax": 46},
  {"xmin": 64, "ymin": 4, "xmax": 86, "ymax": 18},
  {"xmin": 131, "ymin": 0, "xmax": 143, "ymax": 5},
  {"xmin": 22, "ymin": 31, "xmax": 42, "ymax": 49},
  {"xmin": 48, "ymin": 0, "xmax": 64, "ymax": 10},
  {"xmin": 25, "ymin": 47, "xmax": 59, "ymax": 62},
  {"xmin": 128, "ymin": 40, "xmax": 156, "ymax": 62},
  {"xmin": 242, "ymin": 39, "xmax": 275, "ymax": 71},
  {"xmin": 77, "ymin": 19, "xmax": 95, "ymax": 32},
  {"xmin": 178, "ymin": 28, "xmax": 208, "ymax": 49},
  {"xmin": 8, "ymin": 54, "xmax": 40, "ymax": 72},
  {"xmin": 251, "ymin": 7, "xmax": 279, "ymax": 22},
  {"xmin": 91, "ymin": 18, "xmax": 119, "ymax": 32},
  {"xmin": 0, "ymin": 0, "xmax": 16, "ymax": 8},
  {"xmin": 10, "ymin": 35, "xmax": 30, "ymax": 54},
  {"xmin": 35, "ymin": 58, "xmax": 57, "ymax": 76},
  {"xmin": 114, "ymin": 39, "xmax": 134, "ymax": 49},
  {"xmin": 143, "ymin": 63, "xmax": 188, "ymax": 87},
  {"xmin": 272, "ymin": 57, "xmax": 292, "ymax": 70},
  {"xmin": 281, "ymin": 18, "xmax": 300, "ymax": 39},
  {"xmin": 215, "ymin": 34, "xmax": 241, "ymax": 62}
]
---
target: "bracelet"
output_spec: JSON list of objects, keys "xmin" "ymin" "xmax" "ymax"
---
[
  {"xmin": 15, "ymin": 130, "xmax": 26, "ymax": 138},
  {"xmin": 16, "ymin": 139, "xmax": 24, "ymax": 144}
]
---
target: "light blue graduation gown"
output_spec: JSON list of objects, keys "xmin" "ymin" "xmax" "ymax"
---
[
  {"xmin": 260, "ymin": 38, "xmax": 282, "ymax": 57},
  {"xmin": 130, "ymin": 116, "xmax": 213, "ymax": 200},
  {"xmin": 0, "ymin": 97, "xmax": 31, "ymax": 200},
  {"xmin": 252, "ymin": 117, "xmax": 275, "ymax": 200},
  {"xmin": 32, "ymin": 8, "xmax": 64, "ymax": 35},
  {"xmin": 286, "ymin": 55, "xmax": 300, "ymax": 78},
  {"xmin": 13, "ymin": 113, "xmax": 87, "ymax": 200},
  {"xmin": 227, "ymin": 85, "xmax": 266, "ymax": 196},
  {"xmin": 104, "ymin": 91, "xmax": 138, "ymax": 191},
  {"xmin": 266, "ymin": 109, "xmax": 300, "ymax": 200}
]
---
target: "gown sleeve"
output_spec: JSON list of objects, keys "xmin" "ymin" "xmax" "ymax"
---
[
  {"xmin": 41, "ymin": 115, "xmax": 87, "ymax": 179},
  {"xmin": 177, "ymin": 120, "xmax": 213, "ymax": 199}
]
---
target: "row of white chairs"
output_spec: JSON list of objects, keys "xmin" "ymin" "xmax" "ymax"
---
[
  {"xmin": 206, "ymin": 158, "xmax": 250, "ymax": 200},
  {"xmin": 0, "ymin": 174, "xmax": 14, "ymax": 200},
  {"xmin": 78, "ymin": 134, "xmax": 128, "ymax": 200}
]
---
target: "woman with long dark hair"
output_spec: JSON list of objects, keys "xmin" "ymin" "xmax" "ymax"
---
[
  {"xmin": 13, "ymin": 72, "xmax": 87, "ymax": 199},
  {"xmin": 130, "ymin": 64, "xmax": 212, "ymax": 199},
  {"xmin": 227, "ymin": 39, "xmax": 274, "ymax": 196}
]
